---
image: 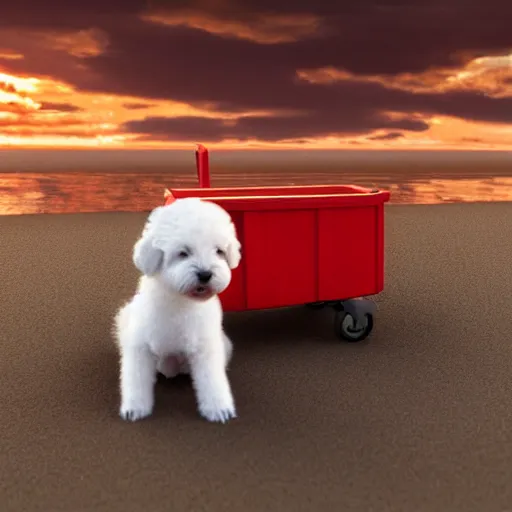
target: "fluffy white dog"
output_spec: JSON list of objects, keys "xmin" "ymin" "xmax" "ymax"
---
[{"xmin": 113, "ymin": 197, "xmax": 241, "ymax": 423}]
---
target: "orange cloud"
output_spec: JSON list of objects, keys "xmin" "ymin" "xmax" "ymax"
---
[
  {"xmin": 0, "ymin": 50, "xmax": 24, "ymax": 60},
  {"xmin": 0, "ymin": 47, "xmax": 511, "ymax": 150},
  {"xmin": 297, "ymin": 54, "xmax": 512, "ymax": 98},
  {"xmin": 0, "ymin": 27, "xmax": 108, "ymax": 62},
  {"xmin": 0, "ymin": 74, "xmax": 40, "ymax": 113},
  {"xmin": 0, "ymin": 27, "xmax": 108, "ymax": 92},
  {"xmin": 0, "ymin": 70, "xmax": 279, "ymax": 147},
  {"xmin": 142, "ymin": 10, "xmax": 323, "ymax": 44},
  {"xmin": 41, "ymin": 28, "xmax": 109, "ymax": 58}
]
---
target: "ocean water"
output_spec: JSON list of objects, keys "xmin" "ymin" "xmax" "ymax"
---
[{"xmin": 0, "ymin": 149, "xmax": 511, "ymax": 215}]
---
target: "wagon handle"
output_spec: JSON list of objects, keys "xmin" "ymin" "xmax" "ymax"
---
[{"xmin": 195, "ymin": 144, "xmax": 211, "ymax": 188}]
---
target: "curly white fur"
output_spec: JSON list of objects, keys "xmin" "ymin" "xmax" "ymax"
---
[{"xmin": 113, "ymin": 198, "xmax": 241, "ymax": 423}]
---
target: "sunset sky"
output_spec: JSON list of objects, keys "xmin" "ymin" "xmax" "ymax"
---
[{"xmin": 0, "ymin": 0, "xmax": 511, "ymax": 150}]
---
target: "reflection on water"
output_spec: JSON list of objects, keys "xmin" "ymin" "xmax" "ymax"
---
[
  {"xmin": 0, "ymin": 170, "xmax": 511, "ymax": 215},
  {"xmin": 388, "ymin": 177, "xmax": 512, "ymax": 204}
]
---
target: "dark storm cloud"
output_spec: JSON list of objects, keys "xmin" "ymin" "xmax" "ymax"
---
[
  {"xmin": 39, "ymin": 102, "xmax": 84, "ymax": 112},
  {"xmin": 59, "ymin": 4, "xmax": 512, "ymax": 126},
  {"xmin": 0, "ymin": 1, "xmax": 145, "ymax": 29},
  {"xmin": 67, "ymin": 5, "xmax": 511, "ymax": 103},
  {"xmin": 0, "ymin": 0, "xmax": 511, "ymax": 141},
  {"xmin": 122, "ymin": 102, "xmax": 157, "ymax": 110},
  {"xmin": 124, "ymin": 116, "xmax": 228, "ymax": 142},
  {"xmin": 367, "ymin": 132, "xmax": 404, "ymax": 141},
  {"xmin": 2, "ymin": 1, "xmax": 510, "ymax": 77},
  {"xmin": 116, "ymin": 75, "xmax": 512, "ymax": 142},
  {"xmin": 122, "ymin": 112, "xmax": 428, "ymax": 142}
]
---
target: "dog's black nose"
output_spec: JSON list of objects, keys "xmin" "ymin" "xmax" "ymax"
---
[{"xmin": 196, "ymin": 270, "xmax": 213, "ymax": 284}]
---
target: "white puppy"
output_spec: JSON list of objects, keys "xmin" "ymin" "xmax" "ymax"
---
[{"xmin": 113, "ymin": 198, "xmax": 241, "ymax": 423}]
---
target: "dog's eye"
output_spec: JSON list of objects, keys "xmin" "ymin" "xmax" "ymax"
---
[
  {"xmin": 178, "ymin": 251, "xmax": 189, "ymax": 259},
  {"xmin": 216, "ymin": 248, "xmax": 226, "ymax": 258}
]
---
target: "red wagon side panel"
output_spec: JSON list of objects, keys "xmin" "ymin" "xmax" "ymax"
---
[
  {"xmin": 242, "ymin": 210, "xmax": 317, "ymax": 310},
  {"xmin": 317, "ymin": 206, "xmax": 378, "ymax": 301}
]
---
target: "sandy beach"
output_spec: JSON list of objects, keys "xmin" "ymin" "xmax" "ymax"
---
[{"xmin": 1, "ymin": 202, "xmax": 512, "ymax": 511}]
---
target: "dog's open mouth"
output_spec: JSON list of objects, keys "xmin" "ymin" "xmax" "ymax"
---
[{"xmin": 188, "ymin": 286, "xmax": 214, "ymax": 300}]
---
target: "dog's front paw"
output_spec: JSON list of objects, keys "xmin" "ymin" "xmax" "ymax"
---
[
  {"xmin": 120, "ymin": 398, "xmax": 153, "ymax": 422},
  {"xmin": 200, "ymin": 404, "xmax": 237, "ymax": 423},
  {"xmin": 198, "ymin": 394, "xmax": 237, "ymax": 424}
]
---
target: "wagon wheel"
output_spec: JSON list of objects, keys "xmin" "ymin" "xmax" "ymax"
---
[{"xmin": 334, "ymin": 311, "xmax": 373, "ymax": 342}]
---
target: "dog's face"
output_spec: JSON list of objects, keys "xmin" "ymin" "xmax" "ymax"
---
[{"xmin": 132, "ymin": 198, "xmax": 241, "ymax": 301}]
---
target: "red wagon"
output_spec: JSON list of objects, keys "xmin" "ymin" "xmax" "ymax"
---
[{"xmin": 164, "ymin": 145, "xmax": 390, "ymax": 342}]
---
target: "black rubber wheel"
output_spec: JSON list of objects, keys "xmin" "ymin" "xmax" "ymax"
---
[{"xmin": 335, "ymin": 311, "xmax": 373, "ymax": 342}]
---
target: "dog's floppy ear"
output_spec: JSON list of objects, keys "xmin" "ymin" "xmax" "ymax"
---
[
  {"xmin": 133, "ymin": 236, "xmax": 163, "ymax": 275},
  {"xmin": 132, "ymin": 207, "xmax": 164, "ymax": 275},
  {"xmin": 226, "ymin": 224, "xmax": 242, "ymax": 270}
]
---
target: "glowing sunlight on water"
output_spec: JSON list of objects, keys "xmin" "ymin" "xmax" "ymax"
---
[{"xmin": 0, "ymin": 171, "xmax": 511, "ymax": 215}]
